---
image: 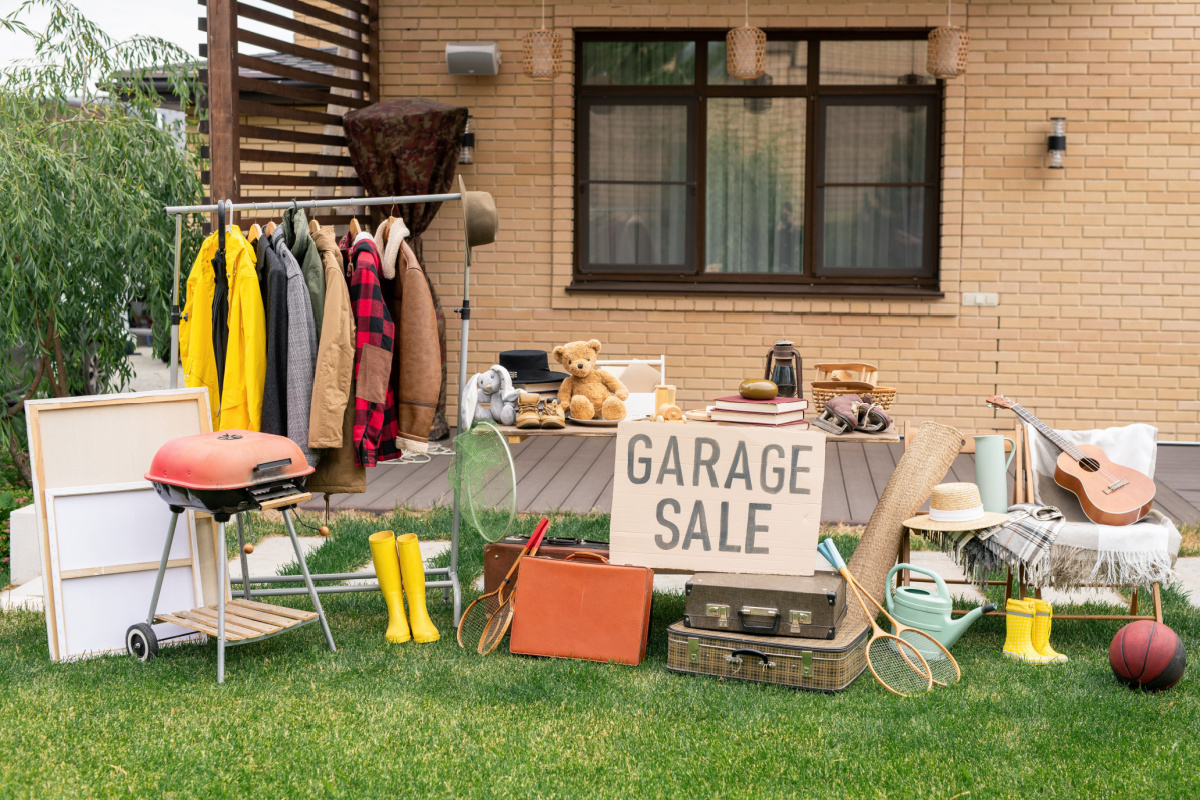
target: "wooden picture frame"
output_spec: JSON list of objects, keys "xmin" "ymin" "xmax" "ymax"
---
[
  {"xmin": 25, "ymin": 388, "xmax": 215, "ymax": 661},
  {"xmin": 44, "ymin": 482, "xmax": 204, "ymax": 661}
]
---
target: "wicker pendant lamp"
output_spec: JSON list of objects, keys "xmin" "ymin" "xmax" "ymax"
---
[
  {"xmin": 522, "ymin": 0, "xmax": 562, "ymax": 80},
  {"xmin": 726, "ymin": 0, "xmax": 766, "ymax": 80},
  {"xmin": 927, "ymin": 0, "xmax": 969, "ymax": 79}
]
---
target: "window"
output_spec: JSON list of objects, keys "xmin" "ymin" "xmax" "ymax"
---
[{"xmin": 573, "ymin": 32, "xmax": 942, "ymax": 295}]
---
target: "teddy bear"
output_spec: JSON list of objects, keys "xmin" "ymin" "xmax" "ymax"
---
[{"xmin": 552, "ymin": 339, "xmax": 629, "ymax": 421}]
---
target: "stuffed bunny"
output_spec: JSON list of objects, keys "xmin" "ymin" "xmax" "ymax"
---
[{"xmin": 461, "ymin": 365, "xmax": 519, "ymax": 427}]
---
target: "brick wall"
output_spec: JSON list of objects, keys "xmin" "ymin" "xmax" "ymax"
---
[{"xmin": 372, "ymin": 0, "xmax": 1200, "ymax": 440}]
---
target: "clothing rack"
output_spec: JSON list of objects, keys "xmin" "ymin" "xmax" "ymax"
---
[{"xmin": 163, "ymin": 191, "xmax": 474, "ymax": 625}]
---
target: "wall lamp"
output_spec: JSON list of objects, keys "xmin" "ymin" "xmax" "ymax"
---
[
  {"xmin": 459, "ymin": 115, "xmax": 475, "ymax": 165},
  {"xmin": 1048, "ymin": 117, "xmax": 1066, "ymax": 169}
]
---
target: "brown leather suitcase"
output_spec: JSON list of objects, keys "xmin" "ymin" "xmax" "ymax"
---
[
  {"xmin": 683, "ymin": 571, "xmax": 848, "ymax": 640},
  {"xmin": 483, "ymin": 536, "xmax": 609, "ymax": 595},
  {"xmin": 509, "ymin": 554, "xmax": 653, "ymax": 666}
]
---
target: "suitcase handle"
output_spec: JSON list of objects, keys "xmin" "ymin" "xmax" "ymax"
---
[
  {"xmin": 737, "ymin": 608, "xmax": 781, "ymax": 633},
  {"xmin": 564, "ymin": 552, "xmax": 609, "ymax": 564},
  {"xmin": 728, "ymin": 648, "xmax": 775, "ymax": 668}
]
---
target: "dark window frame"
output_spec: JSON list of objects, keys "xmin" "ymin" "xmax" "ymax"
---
[{"xmin": 571, "ymin": 29, "xmax": 944, "ymax": 297}]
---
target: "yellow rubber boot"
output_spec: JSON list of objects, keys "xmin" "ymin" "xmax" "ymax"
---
[
  {"xmin": 397, "ymin": 533, "xmax": 440, "ymax": 643},
  {"xmin": 1030, "ymin": 598, "xmax": 1068, "ymax": 663},
  {"xmin": 1002, "ymin": 598, "xmax": 1052, "ymax": 664},
  {"xmin": 368, "ymin": 531, "xmax": 411, "ymax": 644}
]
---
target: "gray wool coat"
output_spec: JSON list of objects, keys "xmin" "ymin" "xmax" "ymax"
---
[{"xmin": 267, "ymin": 228, "xmax": 319, "ymax": 467}]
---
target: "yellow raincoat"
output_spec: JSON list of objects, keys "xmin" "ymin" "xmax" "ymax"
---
[{"xmin": 180, "ymin": 226, "xmax": 265, "ymax": 431}]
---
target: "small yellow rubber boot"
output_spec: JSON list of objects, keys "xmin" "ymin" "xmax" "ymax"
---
[
  {"xmin": 368, "ymin": 531, "xmax": 411, "ymax": 644},
  {"xmin": 1030, "ymin": 598, "xmax": 1068, "ymax": 663},
  {"xmin": 397, "ymin": 533, "xmax": 440, "ymax": 643},
  {"xmin": 1002, "ymin": 598, "xmax": 1052, "ymax": 664}
]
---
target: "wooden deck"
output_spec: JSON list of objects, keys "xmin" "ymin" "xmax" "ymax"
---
[{"xmin": 305, "ymin": 441, "xmax": 1200, "ymax": 527}]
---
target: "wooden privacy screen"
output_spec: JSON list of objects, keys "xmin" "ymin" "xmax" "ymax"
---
[
  {"xmin": 609, "ymin": 422, "xmax": 827, "ymax": 576},
  {"xmin": 45, "ymin": 483, "xmax": 204, "ymax": 661},
  {"xmin": 25, "ymin": 389, "xmax": 221, "ymax": 661},
  {"xmin": 198, "ymin": 0, "xmax": 381, "ymax": 226}
]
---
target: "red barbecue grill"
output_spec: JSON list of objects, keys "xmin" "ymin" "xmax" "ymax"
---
[{"xmin": 129, "ymin": 430, "xmax": 336, "ymax": 682}]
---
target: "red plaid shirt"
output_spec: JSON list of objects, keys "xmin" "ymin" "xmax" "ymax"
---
[{"xmin": 345, "ymin": 236, "xmax": 400, "ymax": 467}]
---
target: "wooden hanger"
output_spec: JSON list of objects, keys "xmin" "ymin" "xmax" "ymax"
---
[
  {"xmin": 247, "ymin": 223, "xmax": 261, "ymax": 243},
  {"xmin": 349, "ymin": 217, "xmax": 361, "ymax": 238},
  {"xmin": 264, "ymin": 220, "xmax": 276, "ymax": 237},
  {"xmin": 309, "ymin": 219, "xmax": 321, "ymax": 236}
]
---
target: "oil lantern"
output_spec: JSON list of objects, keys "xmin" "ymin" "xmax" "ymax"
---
[{"xmin": 764, "ymin": 340, "xmax": 803, "ymax": 398}]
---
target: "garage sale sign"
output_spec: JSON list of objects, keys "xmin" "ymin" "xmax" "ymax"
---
[{"xmin": 609, "ymin": 422, "xmax": 826, "ymax": 576}]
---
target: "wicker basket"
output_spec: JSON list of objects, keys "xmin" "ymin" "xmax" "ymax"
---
[{"xmin": 810, "ymin": 362, "xmax": 896, "ymax": 414}]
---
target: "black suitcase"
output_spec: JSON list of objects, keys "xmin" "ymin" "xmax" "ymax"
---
[{"xmin": 683, "ymin": 571, "xmax": 848, "ymax": 640}]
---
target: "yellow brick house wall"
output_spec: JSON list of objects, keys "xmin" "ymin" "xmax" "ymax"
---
[{"xmin": 370, "ymin": 0, "xmax": 1200, "ymax": 440}]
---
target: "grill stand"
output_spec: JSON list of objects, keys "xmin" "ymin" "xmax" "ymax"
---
[{"xmin": 140, "ymin": 497, "xmax": 335, "ymax": 684}]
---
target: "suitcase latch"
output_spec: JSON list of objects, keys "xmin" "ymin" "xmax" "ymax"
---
[
  {"xmin": 789, "ymin": 610, "xmax": 813, "ymax": 632},
  {"xmin": 802, "ymin": 650, "xmax": 813, "ymax": 677},
  {"xmin": 687, "ymin": 637, "xmax": 699, "ymax": 663},
  {"xmin": 705, "ymin": 604, "xmax": 730, "ymax": 628}
]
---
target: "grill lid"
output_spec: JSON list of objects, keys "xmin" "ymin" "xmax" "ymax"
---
[{"xmin": 145, "ymin": 430, "xmax": 314, "ymax": 491}]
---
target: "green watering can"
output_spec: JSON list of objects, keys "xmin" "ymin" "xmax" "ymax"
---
[{"xmin": 885, "ymin": 564, "xmax": 995, "ymax": 649}]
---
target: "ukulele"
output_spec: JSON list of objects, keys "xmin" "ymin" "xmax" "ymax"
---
[{"xmin": 986, "ymin": 395, "xmax": 1155, "ymax": 526}]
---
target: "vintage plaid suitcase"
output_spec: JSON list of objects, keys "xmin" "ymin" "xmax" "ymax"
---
[
  {"xmin": 483, "ymin": 535, "xmax": 609, "ymax": 595},
  {"xmin": 666, "ymin": 619, "xmax": 870, "ymax": 692},
  {"xmin": 683, "ymin": 571, "xmax": 848, "ymax": 640},
  {"xmin": 510, "ymin": 554, "xmax": 653, "ymax": 666}
]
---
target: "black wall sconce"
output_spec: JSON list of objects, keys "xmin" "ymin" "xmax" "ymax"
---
[
  {"xmin": 459, "ymin": 115, "xmax": 475, "ymax": 165},
  {"xmin": 1048, "ymin": 117, "xmax": 1066, "ymax": 169}
]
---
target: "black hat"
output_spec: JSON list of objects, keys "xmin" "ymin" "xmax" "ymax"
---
[{"xmin": 498, "ymin": 350, "xmax": 569, "ymax": 385}]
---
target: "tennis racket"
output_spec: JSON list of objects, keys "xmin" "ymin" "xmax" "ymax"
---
[
  {"xmin": 817, "ymin": 540, "xmax": 933, "ymax": 697},
  {"xmin": 822, "ymin": 539, "xmax": 961, "ymax": 687},
  {"xmin": 477, "ymin": 521, "xmax": 551, "ymax": 655},
  {"xmin": 457, "ymin": 518, "xmax": 548, "ymax": 651}
]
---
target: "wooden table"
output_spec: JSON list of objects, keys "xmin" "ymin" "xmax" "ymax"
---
[{"xmin": 496, "ymin": 421, "xmax": 899, "ymax": 444}]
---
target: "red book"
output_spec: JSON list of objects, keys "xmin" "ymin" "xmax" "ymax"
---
[
  {"xmin": 712, "ymin": 395, "xmax": 809, "ymax": 414},
  {"xmin": 710, "ymin": 412, "xmax": 810, "ymax": 428}
]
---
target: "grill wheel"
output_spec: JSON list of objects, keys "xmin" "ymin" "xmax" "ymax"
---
[{"xmin": 126, "ymin": 623, "xmax": 159, "ymax": 662}]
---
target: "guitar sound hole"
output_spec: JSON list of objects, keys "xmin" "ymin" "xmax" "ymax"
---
[{"xmin": 1078, "ymin": 457, "xmax": 1101, "ymax": 473}]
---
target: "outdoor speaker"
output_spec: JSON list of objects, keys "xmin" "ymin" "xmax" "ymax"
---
[{"xmin": 446, "ymin": 43, "xmax": 501, "ymax": 76}]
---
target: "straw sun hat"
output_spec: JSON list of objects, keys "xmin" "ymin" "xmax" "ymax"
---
[{"xmin": 902, "ymin": 482, "xmax": 1011, "ymax": 532}]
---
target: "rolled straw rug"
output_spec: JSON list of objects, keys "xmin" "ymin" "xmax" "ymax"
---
[{"xmin": 844, "ymin": 421, "xmax": 964, "ymax": 631}]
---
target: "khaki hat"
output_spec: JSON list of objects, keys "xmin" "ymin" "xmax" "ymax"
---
[
  {"xmin": 458, "ymin": 174, "xmax": 497, "ymax": 250},
  {"xmin": 902, "ymin": 482, "xmax": 1010, "ymax": 532}
]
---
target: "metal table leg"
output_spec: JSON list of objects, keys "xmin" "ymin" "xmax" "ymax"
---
[
  {"xmin": 217, "ymin": 519, "xmax": 227, "ymax": 684},
  {"xmin": 235, "ymin": 514, "xmax": 252, "ymax": 600},
  {"xmin": 283, "ymin": 508, "xmax": 336, "ymax": 652},
  {"xmin": 146, "ymin": 510, "xmax": 180, "ymax": 626}
]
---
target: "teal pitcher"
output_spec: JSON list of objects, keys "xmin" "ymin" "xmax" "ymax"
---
[{"xmin": 974, "ymin": 434, "xmax": 1015, "ymax": 514}]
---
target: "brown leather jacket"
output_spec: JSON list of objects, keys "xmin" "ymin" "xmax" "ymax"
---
[{"xmin": 386, "ymin": 238, "xmax": 441, "ymax": 454}]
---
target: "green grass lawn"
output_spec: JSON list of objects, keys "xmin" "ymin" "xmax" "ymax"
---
[{"xmin": 1, "ymin": 508, "xmax": 1197, "ymax": 799}]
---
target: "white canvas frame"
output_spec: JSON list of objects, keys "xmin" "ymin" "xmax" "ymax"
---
[
  {"xmin": 44, "ymin": 481, "xmax": 205, "ymax": 661},
  {"xmin": 25, "ymin": 388, "xmax": 214, "ymax": 660}
]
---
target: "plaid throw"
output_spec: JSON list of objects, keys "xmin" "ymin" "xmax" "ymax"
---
[
  {"xmin": 914, "ymin": 504, "xmax": 1064, "ymax": 589},
  {"xmin": 348, "ymin": 237, "xmax": 400, "ymax": 467}
]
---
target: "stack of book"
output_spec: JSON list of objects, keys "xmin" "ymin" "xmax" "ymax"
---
[
  {"xmin": 709, "ymin": 395, "xmax": 810, "ymax": 428},
  {"xmin": 513, "ymin": 379, "xmax": 563, "ymax": 404}
]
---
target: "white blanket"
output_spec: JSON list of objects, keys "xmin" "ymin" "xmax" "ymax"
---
[{"xmin": 1027, "ymin": 423, "xmax": 1178, "ymax": 587}]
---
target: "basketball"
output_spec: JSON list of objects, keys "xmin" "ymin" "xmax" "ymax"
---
[{"xmin": 1109, "ymin": 621, "xmax": 1186, "ymax": 691}]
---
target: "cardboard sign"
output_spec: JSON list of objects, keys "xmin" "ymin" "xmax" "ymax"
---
[{"xmin": 609, "ymin": 422, "xmax": 826, "ymax": 575}]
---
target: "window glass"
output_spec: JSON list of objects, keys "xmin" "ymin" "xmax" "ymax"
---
[
  {"xmin": 587, "ymin": 104, "xmax": 690, "ymax": 268},
  {"xmin": 707, "ymin": 40, "xmax": 807, "ymax": 85},
  {"xmin": 819, "ymin": 40, "xmax": 932, "ymax": 85},
  {"xmin": 705, "ymin": 98, "xmax": 806, "ymax": 274},
  {"xmin": 582, "ymin": 41, "xmax": 696, "ymax": 85},
  {"xmin": 821, "ymin": 187, "xmax": 925, "ymax": 271},
  {"xmin": 823, "ymin": 104, "xmax": 928, "ymax": 184}
]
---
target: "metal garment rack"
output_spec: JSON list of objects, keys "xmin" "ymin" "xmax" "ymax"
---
[{"xmin": 163, "ymin": 192, "xmax": 475, "ymax": 625}]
